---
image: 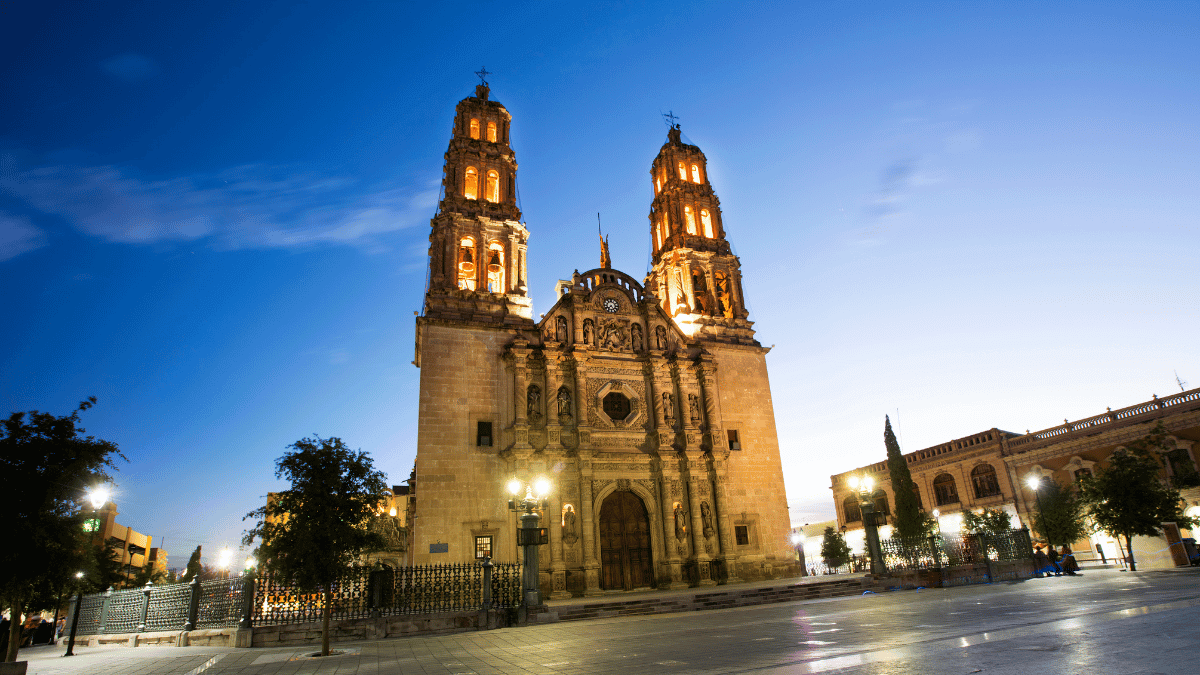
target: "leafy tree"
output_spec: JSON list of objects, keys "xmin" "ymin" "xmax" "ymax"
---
[
  {"xmin": 1029, "ymin": 478, "xmax": 1087, "ymax": 549},
  {"xmin": 0, "ymin": 398, "xmax": 123, "ymax": 662},
  {"xmin": 83, "ymin": 539, "xmax": 128, "ymax": 592},
  {"xmin": 884, "ymin": 416, "xmax": 932, "ymax": 539},
  {"xmin": 243, "ymin": 436, "xmax": 387, "ymax": 656},
  {"xmin": 820, "ymin": 526, "xmax": 852, "ymax": 569},
  {"xmin": 1079, "ymin": 436, "xmax": 1195, "ymax": 571},
  {"xmin": 131, "ymin": 564, "xmax": 168, "ymax": 587},
  {"xmin": 180, "ymin": 545, "xmax": 204, "ymax": 583},
  {"xmin": 962, "ymin": 508, "xmax": 1015, "ymax": 538}
]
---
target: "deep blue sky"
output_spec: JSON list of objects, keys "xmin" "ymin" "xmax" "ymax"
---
[{"xmin": 3, "ymin": 1, "xmax": 1198, "ymax": 567}]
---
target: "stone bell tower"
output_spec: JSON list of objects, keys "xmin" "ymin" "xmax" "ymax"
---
[
  {"xmin": 423, "ymin": 80, "xmax": 533, "ymax": 324},
  {"xmin": 644, "ymin": 125, "xmax": 756, "ymax": 345}
]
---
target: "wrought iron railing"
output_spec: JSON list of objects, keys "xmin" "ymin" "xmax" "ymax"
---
[{"xmin": 879, "ymin": 528, "xmax": 1033, "ymax": 572}]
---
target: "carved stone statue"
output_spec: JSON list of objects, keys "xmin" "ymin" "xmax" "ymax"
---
[
  {"xmin": 701, "ymin": 502, "xmax": 714, "ymax": 538},
  {"xmin": 562, "ymin": 506, "xmax": 578, "ymax": 544},
  {"xmin": 714, "ymin": 272, "xmax": 734, "ymax": 319},
  {"xmin": 688, "ymin": 394, "xmax": 702, "ymax": 423},
  {"xmin": 527, "ymin": 385, "xmax": 542, "ymax": 422},
  {"xmin": 557, "ymin": 386, "xmax": 572, "ymax": 419},
  {"xmin": 631, "ymin": 323, "xmax": 643, "ymax": 351},
  {"xmin": 582, "ymin": 319, "xmax": 593, "ymax": 345},
  {"xmin": 599, "ymin": 320, "xmax": 626, "ymax": 350},
  {"xmin": 674, "ymin": 504, "xmax": 687, "ymax": 540},
  {"xmin": 662, "ymin": 392, "xmax": 675, "ymax": 424},
  {"xmin": 655, "ymin": 326, "xmax": 668, "ymax": 350},
  {"xmin": 555, "ymin": 316, "xmax": 568, "ymax": 343}
]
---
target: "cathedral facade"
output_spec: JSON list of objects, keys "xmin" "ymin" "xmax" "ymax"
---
[{"xmin": 410, "ymin": 82, "xmax": 795, "ymax": 597}]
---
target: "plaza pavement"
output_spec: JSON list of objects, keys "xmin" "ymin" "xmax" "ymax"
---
[{"xmin": 15, "ymin": 567, "xmax": 1200, "ymax": 675}]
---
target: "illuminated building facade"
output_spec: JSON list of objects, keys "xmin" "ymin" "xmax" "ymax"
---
[
  {"xmin": 409, "ymin": 83, "xmax": 795, "ymax": 596},
  {"xmin": 830, "ymin": 389, "xmax": 1200, "ymax": 569}
]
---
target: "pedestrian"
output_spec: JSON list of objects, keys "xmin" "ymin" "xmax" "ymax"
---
[
  {"xmin": 1033, "ymin": 545, "xmax": 1050, "ymax": 575},
  {"xmin": 1095, "ymin": 542, "xmax": 1107, "ymax": 564},
  {"xmin": 1047, "ymin": 546, "xmax": 1062, "ymax": 576},
  {"xmin": 1060, "ymin": 545, "xmax": 1079, "ymax": 575}
]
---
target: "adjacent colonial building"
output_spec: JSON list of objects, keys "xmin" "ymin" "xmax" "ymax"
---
[
  {"xmin": 408, "ymin": 82, "xmax": 796, "ymax": 596},
  {"xmin": 830, "ymin": 388, "xmax": 1200, "ymax": 569}
]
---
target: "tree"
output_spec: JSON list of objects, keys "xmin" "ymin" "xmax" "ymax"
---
[
  {"xmin": 884, "ymin": 416, "xmax": 931, "ymax": 539},
  {"xmin": 131, "ymin": 564, "xmax": 168, "ymax": 587},
  {"xmin": 1029, "ymin": 478, "xmax": 1087, "ymax": 549},
  {"xmin": 962, "ymin": 508, "xmax": 1014, "ymax": 538},
  {"xmin": 243, "ymin": 436, "xmax": 387, "ymax": 656},
  {"xmin": 820, "ymin": 526, "xmax": 852, "ymax": 570},
  {"xmin": 180, "ymin": 545, "xmax": 204, "ymax": 583},
  {"xmin": 83, "ymin": 539, "xmax": 128, "ymax": 593},
  {"xmin": 1079, "ymin": 433, "xmax": 1195, "ymax": 571},
  {"xmin": 0, "ymin": 398, "xmax": 124, "ymax": 662}
]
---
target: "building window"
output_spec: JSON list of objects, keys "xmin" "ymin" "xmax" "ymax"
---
[
  {"xmin": 457, "ymin": 237, "xmax": 477, "ymax": 290},
  {"xmin": 486, "ymin": 242, "xmax": 504, "ymax": 292},
  {"xmin": 654, "ymin": 222, "xmax": 662, "ymax": 251},
  {"xmin": 933, "ymin": 473, "xmax": 959, "ymax": 506},
  {"xmin": 691, "ymin": 164, "xmax": 701, "ymax": 183},
  {"xmin": 1073, "ymin": 468, "xmax": 1092, "ymax": 481},
  {"xmin": 735, "ymin": 525, "xmax": 749, "ymax": 546},
  {"xmin": 486, "ymin": 170, "xmax": 500, "ymax": 202},
  {"xmin": 602, "ymin": 392, "xmax": 631, "ymax": 421},
  {"xmin": 700, "ymin": 209, "xmax": 713, "ymax": 238},
  {"xmin": 475, "ymin": 535, "xmax": 493, "ymax": 559},
  {"xmin": 655, "ymin": 177, "xmax": 661, "ymax": 193},
  {"xmin": 842, "ymin": 495, "xmax": 861, "ymax": 523},
  {"xmin": 677, "ymin": 162, "xmax": 687, "ymax": 180},
  {"xmin": 684, "ymin": 206, "xmax": 697, "ymax": 235},
  {"xmin": 464, "ymin": 167, "xmax": 478, "ymax": 200},
  {"xmin": 486, "ymin": 121, "xmax": 497, "ymax": 142},
  {"xmin": 469, "ymin": 118, "xmax": 480, "ymax": 139},
  {"xmin": 662, "ymin": 212, "xmax": 669, "ymax": 237},
  {"xmin": 873, "ymin": 493, "xmax": 890, "ymax": 516},
  {"xmin": 476, "ymin": 421, "xmax": 492, "ymax": 447},
  {"xmin": 727, "ymin": 429, "xmax": 740, "ymax": 451},
  {"xmin": 971, "ymin": 464, "xmax": 1002, "ymax": 498}
]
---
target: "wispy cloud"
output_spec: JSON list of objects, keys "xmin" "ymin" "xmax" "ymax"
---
[
  {"xmin": 0, "ymin": 158, "xmax": 438, "ymax": 255},
  {"xmin": 100, "ymin": 53, "xmax": 160, "ymax": 82},
  {"xmin": 0, "ymin": 212, "xmax": 46, "ymax": 261}
]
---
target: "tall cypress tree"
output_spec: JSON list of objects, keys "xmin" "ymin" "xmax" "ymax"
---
[
  {"xmin": 885, "ymin": 416, "xmax": 928, "ymax": 539},
  {"xmin": 181, "ymin": 545, "xmax": 203, "ymax": 583}
]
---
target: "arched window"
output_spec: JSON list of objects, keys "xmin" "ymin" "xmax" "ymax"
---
[
  {"xmin": 690, "ymin": 164, "xmax": 701, "ymax": 183},
  {"xmin": 469, "ymin": 119, "xmax": 480, "ymax": 139},
  {"xmin": 654, "ymin": 222, "xmax": 662, "ymax": 251},
  {"xmin": 486, "ymin": 241, "xmax": 504, "ymax": 293},
  {"xmin": 464, "ymin": 167, "xmax": 478, "ymax": 200},
  {"xmin": 843, "ymin": 495, "xmax": 861, "ymax": 523},
  {"xmin": 971, "ymin": 464, "xmax": 1002, "ymax": 498},
  {"xmin": 457, "ymin": 237, "xmax": 476, "ymax": 290},
  {"xmin": 486, "ymin": 170, "xmax": 500, "ymax": 203},
  {"xmin": 662, "ymin": 212, "xmax": 670, "ymax": 237},
  {"xmin": 873, "ymin": 491, "xmax": 890, "ymax": 516},
  {"xmin": 677, "ymin": 162, "xmax": 687, "ymax": 180},
  {"xmin": 714, "ymin": 270, "xmax": 733, "ymax": 318},
  {"xmin": 655, "ymin": 177, "xmax": 661, "ymax": 194},
  {"xmin": 486, "ymin": 121, "xmax": 497, "ymax": 142},
  {"xmin": 933, "ymin": 473, "xmax": 959, "ymax": 506},
  {"xmin": 700, "ymin": 209, "xmax": 713, "ymax": 238},
  {"xmin": 684, "ymin": 205, "xmax": 697, "ymax": 235}
]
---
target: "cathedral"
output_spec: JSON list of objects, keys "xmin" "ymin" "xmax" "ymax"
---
[{"xmin": 409, "ymin": 80, "xmax": 796, "ymax": 597}]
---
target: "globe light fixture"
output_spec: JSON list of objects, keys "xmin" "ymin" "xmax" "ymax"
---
[{"xmin": 87, "ymin": 485, "xmax": 109, "ymax": 510}]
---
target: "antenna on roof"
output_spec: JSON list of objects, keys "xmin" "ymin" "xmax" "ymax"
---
[{"xmin": 1177, "ymin": 370, "xmax": 1188, "ymax": 392}]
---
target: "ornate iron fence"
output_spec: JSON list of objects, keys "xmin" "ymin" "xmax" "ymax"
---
[
  {"xmin": 143, "ymin": 582, "xmax": 191, "ymax": 632},
  {"xmin": 879, "ymin": 528, "xmax": 1033, "ymax": 572},
  {"xmin": 197, "ymin": 578, "xmax": 245, "ymax": 629}
]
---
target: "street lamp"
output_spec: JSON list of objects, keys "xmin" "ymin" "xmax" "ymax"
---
[
  {"xmin": 64, "ymin": 571, "xmax": 85, "ymax": 657},
  {"xmin": 848, "ymin": 474, "xmax": 886, "ymax": 575},
  {"xmin": 217, "ymin": 547, "xmax": 233, "ymax": 580},
  {"xmin": 1025, "ymin": 474, "xmax": 1054, "ymax": 576},
  {"xmin": 507, "ymin": 477, "xmax": 551, "ymax": 608}
]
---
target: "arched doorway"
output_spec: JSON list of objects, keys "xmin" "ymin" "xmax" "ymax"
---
[{"xmin": 598, "ymin": 491, "xmax": 654, "ymax": 590}]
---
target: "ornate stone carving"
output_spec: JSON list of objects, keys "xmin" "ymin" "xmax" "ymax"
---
[
  {"xmin": 688, "ymin": 393, "xmax": 702, "ymax": 423},
  {"xmin": 655, "ymin": 325, "xmax": 668, "ymax": 350},
  {"xmin": 557, "ymin": 386, "xmax": 573, "ymax": 419},
  {"xmin": 566, "ymin": 549, "xmax": 578, "ymax": 564},
  {"xmin": 701, "ymin": 501, "xmax": 714, "ymax": 538},
  {"xmin": 616, "ymin": 478, "xmax": 632, "ymax": 491},
  {"xmin": 598, "ymin": 318, "xmax": 628, "ymax": 350},
  {"xmin": 631, "ymin": 323, "xmax": 644, "ymax": 352},
  {"xmin": 582, "ymin": 318, "xmax": 593, "ymax": 345},
  {"xmin": 555, "ymin": 315, "xmax": 568, "ymax": 343},
  {"xmin": 674, "ymin": 504, "xmax": 687, "ymax": 540},
  {"xmin": 527, "ymin": 385, "xmax": 542, "ymax": 424},
  {"xmin": 562, "ymin": 505, "xmax": 578, "ymax": 544},
  {"xmin": 662, "ymin": 392, "xmax": 675, "ymax": 425}
]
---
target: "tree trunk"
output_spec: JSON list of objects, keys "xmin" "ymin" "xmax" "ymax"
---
[
  {"xmin": 321, "ymin": 587, "xmax": 331, "ymax": 657},
  {"xmin": 5, "ymin": 600, "xmax": 24, "ymax": 662},
  {"xmin": 1125, "ymin": 534, "xmax": 1137, "ymax": 571}
]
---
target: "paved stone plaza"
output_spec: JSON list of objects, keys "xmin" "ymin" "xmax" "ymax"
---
[{"xmin": 17, "ymin": 568, "xmax": 1199, "ymax": 674}]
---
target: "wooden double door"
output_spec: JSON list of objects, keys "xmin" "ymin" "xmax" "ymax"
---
[{"xmin": 598, "ymin": 491, "xmax": 654, "ymax": 590}]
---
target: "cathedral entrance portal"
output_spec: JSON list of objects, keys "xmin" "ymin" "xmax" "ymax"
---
[{"xmin": 598, "ymin": 491, "xmax": 654, "ymax": 590}]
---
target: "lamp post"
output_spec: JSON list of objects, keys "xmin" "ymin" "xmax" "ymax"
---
[
  {"xmin": 63, "ymin": 571, "xmax": 85, "ymax": 657},
  {"xmin": 507, "ymin": 477, "xmax": 550, "ymax": 609},
  {"xmin": 217, "ymin": 547, "xmax": 233, "ymax": 580},
  {"xmin": 848, "ymin": 475, "xmax": 886, "ymax": 575},
  {"xmin": 1025, "ymin": 474, "xmax": 1054, "ymax": 573}
]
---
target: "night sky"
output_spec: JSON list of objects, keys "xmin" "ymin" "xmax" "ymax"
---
[{"xmin": 2, "ymin": 1, "xmax": 1197, "ymax": 567}]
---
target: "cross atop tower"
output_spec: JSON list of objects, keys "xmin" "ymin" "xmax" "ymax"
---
[
  {"xmin": 662, "ymin": 110, "xmax": 680, "ymax": 128},
  {"xmin": 475, "ymin": 66, "xmax": 491, "ymax": 86}
]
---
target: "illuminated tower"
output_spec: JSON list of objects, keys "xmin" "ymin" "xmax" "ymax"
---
[
  {"xmin": 644, "ymin": 125, "xmax": 756, "ymax": 344},
  {"xmin": 424, "ymin": 81, "xmax": 532, "ymax": 324}
]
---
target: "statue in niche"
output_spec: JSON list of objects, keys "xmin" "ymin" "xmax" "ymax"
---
[
  {"xmin": 714, "ymin": 271, "xmax": 734, "ymax": 319},
  {"xmin": 527, "ymin": 385, "xmax": 542, "ymax": 423},
  {"xmin": 674, "ymin": 504, "xmax": 687, "ymax": 540},
  {"xmin": 582, "ymin": 319, "xmax": 593, "ymax": 345},
  {"xmin": 555, "ymin": 316, "xmax": 568, "ymax": 343},
  {"xmin": 661, "ymin": 392, "xmax": 675, "ymax": 424},
  {"xmin": 557, "ymin": 386, "xmax": 572, "ymax": 419},
  {"xmin": 701, "ymin": 502, "xmax": 714, "ymax": 538},
  {"xmin": 688, "ymin": 394, "xmax": 702, "ymax": 423},
  {"xmin": 655, "ymin": 326, "xmax": 668, "ymax": 350},
  {"xmin": 562, "ymin": 505, "xmax": 578, "ymax": 544},
  {"xmin": 631, "ymin": 323, "xmax": 643, "ymax": 351}
]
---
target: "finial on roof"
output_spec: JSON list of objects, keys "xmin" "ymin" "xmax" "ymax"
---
[
  {"xmin": 598, "ymin": 213, "xmax": 611, "ymax": 269},
  {"xmin": 474, "ymin": 66, "xmax": 491, "ymax": 100}
]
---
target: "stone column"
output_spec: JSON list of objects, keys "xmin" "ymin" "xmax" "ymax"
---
[
  {"xmin": 658, "ymin": 473, "xmax": 686, "ymax": 588},
  {"xmin": 685, "ymin": 456, "xmax": 715, "ymax": 586},
  {"xmin": 510, "ymin": 340, "xmax": 532, "ymax": 456},
  {"xmin": 711, "ymin": 464, "xmax": 741, "ymax": 583},
  {"xmin": 579, "ymin": 465, "xmax": 602, "ymax": 595},
  {"xmin": 548, "ymin": 492, "xmax": 570, "ymax": 600}
]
